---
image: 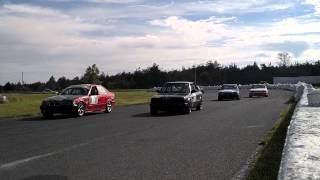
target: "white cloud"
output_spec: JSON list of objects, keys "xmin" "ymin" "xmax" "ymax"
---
[
  {"xmin": 87, "ymin": 0, "xmax": 142, "ymax": 3},
  {"xmin": 177, "ymin": 0, "xmax": 294, "ymax": 14},
  {"xmin": 0, "ymin": 1, "xmax": 320, "ymax": 84},
  {"xmin": 3, "ymin": 4, "xmax": 68, "ymax": 18},
  {"xmin": 150, "ymin": 16, "xmax": 231, "ymax": 46},
  {"xmin": 303, "ymin": 0, "xmax": 320, "ymax": 15}
]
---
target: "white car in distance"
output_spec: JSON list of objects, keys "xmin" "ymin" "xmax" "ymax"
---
[{"xmin": 249, "ymin": 84, "xmax": 269, "ymax": 97}]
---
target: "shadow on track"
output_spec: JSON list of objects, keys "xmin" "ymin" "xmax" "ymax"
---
[
  {"xmin": 132, "ymin": 112, "xmax": 188, "ymax": 118},
  {"xmin": 19, "ymin": 175, "xmax": 69, "ymax": 180},
  {"xmin": 18, "ymin": 115, "xmax": 75, "ymax": 121}
]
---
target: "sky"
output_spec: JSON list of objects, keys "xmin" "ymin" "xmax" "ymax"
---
[{"xmin": 0, "ymin": 0, "xmax": 320, "ymax": 85}]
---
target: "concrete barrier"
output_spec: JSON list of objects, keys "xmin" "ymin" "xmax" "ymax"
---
[
  {"xmin": 307, "ymin": 89, "xmax": 320, "ymax": 107},
  {"xmin": 278, "ymin": 83, "xmax": 320, "ymax": 180}
]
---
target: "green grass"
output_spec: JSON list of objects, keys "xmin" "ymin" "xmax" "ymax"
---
[
  {"xmin": 0, "ymin": 93, "xmax": 53, "ymax": 118},
  {"xmin": 115, "ymin": 91, "xmax": 155, "ymax": 106},
  {"xmin": 0, "ymin": 90, "xmax": 155, "ymax": 118},
  {"xmin": 246, "ymin": 101, "xmax": 296, "ymax": 180}
]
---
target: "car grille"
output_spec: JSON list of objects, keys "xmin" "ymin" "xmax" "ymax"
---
[
  {"xmin": 221, "ymin": 92, "xmax": 236, "ymax": 95},
  {"xmin": 47, "ymin": 100, "xmax": 72, "ymax": 107},
  {"xmin": 151, "ymin": 97, "xmax": 184, "ymax": 105},
  {"xmin": 251, "ymin": 91, "xmax": 266, "ymax": 93}
]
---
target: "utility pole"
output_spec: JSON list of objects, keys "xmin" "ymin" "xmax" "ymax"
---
[
  {"xmin": 21, "ymin": 72, "xmax": 24, "ymax": 85},
  {"xmin": 194, "ymin": 66, "xmax": 197, "ymax": 84}
]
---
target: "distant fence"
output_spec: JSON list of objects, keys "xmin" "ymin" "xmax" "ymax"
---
[{"xmin": 273, "ymin": 76, "xmax": 320, "ymax": 84}]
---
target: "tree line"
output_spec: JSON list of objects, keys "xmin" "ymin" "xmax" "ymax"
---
[{"xmin": 1, "ymin": 56, "xmax": 320, "ymax": 92}]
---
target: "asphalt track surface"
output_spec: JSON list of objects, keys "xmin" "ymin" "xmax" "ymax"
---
[{"xmin": 0, "ymin": 89, "xmax": 293, "ymax": 180}]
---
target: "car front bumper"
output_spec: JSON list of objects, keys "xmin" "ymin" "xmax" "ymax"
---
[
  {"xmin": 249, "ymin": 91, "xmax": 268, "ymax": 96},
  {"xmin": 40, "ymin": 105, "xmax": 78, "ymax": 114},
  {"xmin": 150, "ymin": 102, "xmax": 189, "ymax": 111},
  {"xmin": 219, "ymin": 93, "xmax": 238, "ymax": 99}
]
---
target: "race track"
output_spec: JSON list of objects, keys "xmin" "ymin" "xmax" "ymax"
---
[{"xmin": 0, "ymin": 89, "xmax": 293, "ymax": 180}]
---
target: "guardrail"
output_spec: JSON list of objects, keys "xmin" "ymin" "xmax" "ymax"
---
[
  {"xmin": 200, "ymin": 84, "xmax": 298, "ymax": 91},
  {"xmin": 278, "ymin": 83, "xmax": 320, "ymax": 180}
]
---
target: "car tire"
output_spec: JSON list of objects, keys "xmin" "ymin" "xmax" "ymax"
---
[
  {"xmin": 236, "ymin": 95, "xmax": 240, "ymax": 100},
  {"xmin": 105, "ymin": 101, "xmax": 113, "ymax": 113},
  {"xmin": 218, "ymin": 96, "xmax": 222, "ymax": 101},
  {"xmin": 196, "ymin": 102, "xmax": 202, "ymax": 111},
  {"xmin": 42, "ymin": 110, "xmax": 53, "ymax": 119},
  {"xmin": 150, "ymin": 107, "xmax": 157, "ymax": 116},
  {"xmin": 76, "ymin": 103, "xmax": 85, "ymax": 117}
]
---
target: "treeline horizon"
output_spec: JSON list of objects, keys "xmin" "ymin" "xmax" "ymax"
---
[{"xmin": 1, "ymin": 59, "xmax": 320, "ymax": 92}]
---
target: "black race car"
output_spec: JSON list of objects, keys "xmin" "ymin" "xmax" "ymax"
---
[{"xmin": 150, "ymin": 82, "xmax": 203, "ymax": 115}]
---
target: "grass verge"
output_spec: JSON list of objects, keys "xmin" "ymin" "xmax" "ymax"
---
[
  {"xmin": 0, "ymin": 90, "xmax": 155, "ymax": 118},
  {"xmin": 246, "ymin": 99, "xmax": 296, "ymax": 180},
  {"xmin": 115, "ymin": 91, "xmax": 155, "ymax": 106}
]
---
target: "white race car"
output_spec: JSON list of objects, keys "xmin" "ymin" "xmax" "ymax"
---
[
  {"xmin": 249, "ymin": 84, "xmax": 269, "ymax": 97},
  {"xmin": 218, "ymin": 84, "xmax": 240, "ymax": 101}
]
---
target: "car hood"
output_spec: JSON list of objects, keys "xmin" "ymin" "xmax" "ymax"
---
[
  {"xmin": 250, "ymin": 88, "xmax": 267, "ymax": 92},
  {"xmin": 152, "ymin": 94, "xmax": 188, "ymax": 99},
  {"xmin": 44, "ymin": 95, "xmax": 84, "ymax": 101},
  {"xmin": 219, "ymin": 89, "xmax": 237, "ymax": 93}
]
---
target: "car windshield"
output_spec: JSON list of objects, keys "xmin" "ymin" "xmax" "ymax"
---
[
  {"xmin": 61, "ymin": 87, "xmax": 89, "ymax": 95},
  {"xmin": 222, "ymin": 85, "xmax": 236, "ymax": 90},
  {"xmin": 252, "ymin": 84, "xmax": 266, "ymax": 88},
  {"xmin": 160, "ymin": 83, "xmax": 190, "ymax": 94}
]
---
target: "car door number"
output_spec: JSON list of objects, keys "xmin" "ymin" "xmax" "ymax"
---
[{"xmin": 89, "ymin": 95, "xmax": 98, "ymax": 104}]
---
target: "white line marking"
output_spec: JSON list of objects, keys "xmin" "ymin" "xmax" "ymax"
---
[
  {"xmin": 244, "ymin": 125, "xmax": 263, "ymax": 129},
  {"xmin": 0, "ymin": 128, "xmax": 139, "ymax": 170},
  {"xmin": 0, "ymin": 141, "xmax": 91, "ymax": 170}
]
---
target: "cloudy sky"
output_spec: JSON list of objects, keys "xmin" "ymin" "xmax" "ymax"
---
[{"xmin": 0, "ymin": 0, "xmax": 320, "ymax": 84}]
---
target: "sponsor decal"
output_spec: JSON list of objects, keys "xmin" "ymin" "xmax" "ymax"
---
[{"xmin": 89, "ymin": 96, "xmax": 98, "ymax": 104}]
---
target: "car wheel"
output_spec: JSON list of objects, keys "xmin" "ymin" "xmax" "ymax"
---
[
  {"xmin": 196, "ymin": 102, "xmax": 202, "ymax": 111},
  {"xmin": 150, "ymin": 107, "xmax": 157, "ymax": 116},
  {"xmin": 218, "ymin": 96, "xmax": 222, "ymax": 101},
  {"xmin": 105, "ymin": 101, "xmax": 113, "ymax": 113},
  {"xmin": 236, "ymin": 95, "xmax": 240, "ymax": 100},
  {"xmin": 76, "ymin": 103, "xmax": 85, "ymax": 117},
  {"xmin": 42, "ymin": 110, "xmax": 53, "ymax": 119}
]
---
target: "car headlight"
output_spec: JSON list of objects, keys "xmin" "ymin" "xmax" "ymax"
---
[
  {"xmin": 185, "ymin": 97, "xmax": 191, "ymax": 102},
  {"xmin": 73, "ymin": 101, "xmax": 78, "ymax": 106},
  {"xmin": 42, "ymin": 101, "xmax": 49, "ymax": 106}
]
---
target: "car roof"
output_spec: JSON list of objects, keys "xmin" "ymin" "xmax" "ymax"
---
[
  {"xmin": 166, "ymin": 81, "xmax": 194, "ymax": 84},
  {"xmin": 67, "ymin": 84, "xmax": 98, "ymax": 89},
  {"xmin": 222, "ymin": 84, "xmax": 238, "ymax": 86},
  {"xmin": 252, "ymin": 84, "xmax": 266, "ymax": 87}
]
